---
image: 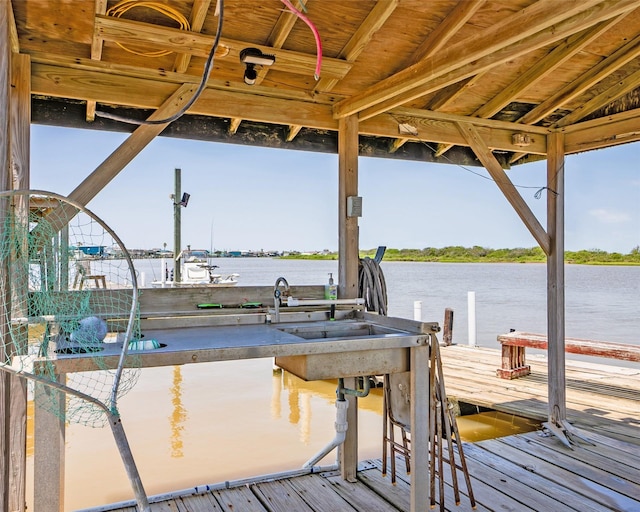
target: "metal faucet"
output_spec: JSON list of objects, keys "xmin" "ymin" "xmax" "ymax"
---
[{"xmin": 273, "ymin": 277, "xmax": 290, "ymax": 323}]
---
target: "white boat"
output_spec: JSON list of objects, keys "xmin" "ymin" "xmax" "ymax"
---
[{"xmin": 152, "ymin": 249, "xmax": 239, "ymax": 287}]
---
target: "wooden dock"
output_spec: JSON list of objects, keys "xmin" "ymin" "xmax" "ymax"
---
[{"xmin": 92, "ymin": 345, "xmax": 640, "ymax": 512}]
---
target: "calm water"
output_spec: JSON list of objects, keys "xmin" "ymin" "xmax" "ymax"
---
[
  {"xmin": 136, "ymin": 257, "xmax": 639, "ymax": 346},
  {"xmin": 28, "ymin": 259, "xmax": 639, "ymax": 510}
]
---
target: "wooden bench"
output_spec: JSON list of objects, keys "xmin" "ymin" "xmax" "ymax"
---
[{"xmin": 497, "ymin": 331, "xmax": 640, "ymax": 379}]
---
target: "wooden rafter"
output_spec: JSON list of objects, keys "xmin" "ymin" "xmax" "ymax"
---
[
  {"xmin": 254, "ymin": 0, "xmax": 308, "ymax": 87},
  {"xmin": 389, "ymin": 138, "xmax": 409, "ymax": 153},
  {"xmin": 286, "ymin": 125, "xmax": 303, "ymax": 142},
  {"xmin": 557, "ymin": 69, "xmax": 640, "ymax": 128},
  {"xmin": 248, "ymin": 0, "xmax": 309, "ymax": 140},
  {"xmin": 412, "ymin": 0, "xmax": 486, "ymax": 62},
  {"xmin": 476, "ymin": 15, "xmax": 628, "ymax": 120},
  {"xmin": 173, "ymin": 0, "xmax": 212, "ymax": 74},
  {"xmin": 229, "ymin": 117, "xmax": 241, "ymax": 134},
  {"xmin": 456, "ymin": 121, "xmax": 550, "ymax": 255},
  {"xmin": 520, "ymin": 30, "xmax": 640, "ymax": 125},
  {"xmin": 438, "ymin": 15, "xmax": 627, "ymax": 160},
  {"xmin": 314, "ymin": 0, "xmax": 398, "ymax": 93},
  {"xmin": 86, "ymin": 0, "xmax": 108, "ymax": 122},
  {"xmin": 427, "ymin": 74, "xmax": 487, "ymax": 157},
  {"xmin": 334, "ymin": 0, "xmax": 637, "ymax": 121},
  {"xmin": 391, "ymin": 1, "xmax": 486, "ymax": 156},
  {"xmin": 94, "ymin": 15, "xmax": 352, "ymax": 80}
]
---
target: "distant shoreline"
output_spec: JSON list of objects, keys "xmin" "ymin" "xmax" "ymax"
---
[{"xmin": 280, "ymin": 246, "xmax": 640, "ymax": 265}]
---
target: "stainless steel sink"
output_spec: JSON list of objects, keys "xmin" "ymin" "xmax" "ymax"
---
[
  {"xmin": 274, "ymin": 320, "xmax": 416, "ymax": 380},
  {"xmin": 276, "ymin": 321, "xmax": 410, "ymax": 340}
]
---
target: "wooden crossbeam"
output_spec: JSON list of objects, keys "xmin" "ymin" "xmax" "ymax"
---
[
  {"xmin": 95, "ymin": 15, "xmax": 352, "ymax": 80},
  {"xmin": 456, "ymin": 122, "xmax": 550, "ymax": 255}
]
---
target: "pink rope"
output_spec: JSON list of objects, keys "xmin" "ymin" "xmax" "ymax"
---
[{"xmin": 280, "ymin": 0, "xmax": 322, "ymax": 80}]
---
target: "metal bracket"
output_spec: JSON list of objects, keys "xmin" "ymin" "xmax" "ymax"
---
[{"xmin": 542, "ymin": 419, "xmax": 595, "ymax": 449}]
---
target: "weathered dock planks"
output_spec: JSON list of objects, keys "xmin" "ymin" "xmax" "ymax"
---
[{"xmin": 97, "ymin": 345, "xmax": 640, "ymax": 512}]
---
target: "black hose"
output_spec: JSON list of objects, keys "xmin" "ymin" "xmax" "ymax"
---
[{"xmin": 358, "ymin": 257, "xmax": 387, "ymax": 316}]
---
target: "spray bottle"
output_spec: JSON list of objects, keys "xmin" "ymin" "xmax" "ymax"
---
[{"xmin": 325, "ymin": 272, "xmax": 338, "ymax": 300}]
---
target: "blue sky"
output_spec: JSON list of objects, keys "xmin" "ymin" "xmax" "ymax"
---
[{"xmin": 30, "ymin": 125, "xmax": 639, "ymax": 254}]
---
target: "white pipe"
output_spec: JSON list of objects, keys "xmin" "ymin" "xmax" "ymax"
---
[
  {"xmin": 302, "ymin": 399, "xmax": 348, "ymax": 469},
  {"xmin": 160, "ymin": 258, "xmax": 166, "ymax": 287},
  {"xmin": 413, "ymin": 300, "xmax": 422, "ymax": 321},
  {"xmin": 140, "ymin": 272, "xmax": 146, "ymax": 288},
  {"xmin": 468, "ymin": 291, "xmax": 477, "ymax": 347},
  {"xmin": 286, "ymin": 297, "xmax": 365, "ymax": 307}
]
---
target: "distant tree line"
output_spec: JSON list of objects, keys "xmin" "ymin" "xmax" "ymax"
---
[{"xmin": 283, "ymin": 246, "xmax": 640, "ymax": 265}]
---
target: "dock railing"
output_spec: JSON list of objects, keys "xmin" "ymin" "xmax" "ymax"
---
[{"xmin": 496, "ymin": 331, "xmax": 640, "ymax": 379}]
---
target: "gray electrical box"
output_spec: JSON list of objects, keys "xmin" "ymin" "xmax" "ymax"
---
[{"xmin": 347, "ymin": 196, "xmax": 363, "ymax": 217}]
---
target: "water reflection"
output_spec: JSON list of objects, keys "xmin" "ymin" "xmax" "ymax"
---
[{"xmin": 169, "ymin": 366, "xmax": 187, "ymax": 458}]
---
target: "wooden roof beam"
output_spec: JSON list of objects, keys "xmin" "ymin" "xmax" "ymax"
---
[
  {"xmin": 562, "ymin": 108, "xmax": 640, "ymax": 153},
  {"xmin": 94, "ymin": 15, "xmax": 352, "ymax": 80},
  {"xmin": 392, "ymin": 1, "xmax": 486, "ymax": 155},
  {"xmin": 412, "ymin": 0, "xmax": 486, "ymax": 62},
  {"xmin": 229, "ymin": 117, "xmax": 241, "ymax": 134},
  {"xmin": 520, "ymin": 30, "xmax": 640, "ymax": 125},
  {"xmin": 461, "ymin": 16, "xmax": 627, "ymax": 164},
  {"xmin": 425, "ymin": 74, "xmax": 487, "ymax": 157},
  {"xmin": 476, "ymin": 15, "xmax": 628, "ymax": 120},
  {"xmin": 314, "ymin": 0, "xmax": 398, "ymax": 93},
  {"xmin": 456, "ymin": 121, "xmax": 550, "ymax": 255},
  {"xmin": 555, "ymin": 69, "xmax": 640, "ymax": 128},
  {"xmin": 173, "ymin": 0, "xmax": 211, "ymax": 74},
  {"xmin": 360, "ymin": 109, "xmax": 547, "ymax": 155},
  {"xmin": 254, "ymin": 0, "xmax": 308, "ymax": 87},
  {"xmin": 286, "ymin": 125, "xmax": 302, "ymax": 142},
  {"xmin": 31, "ymin": 59, "xmax": 550, "ymax": 154},
  {"xmin": 86, "ymin": 0, "xmax": 108, "ymax": 122},
  {"xmin": 389, "ymin": 138, "xmax": 409, "ymax": 153},
  {"xmin": 333, "ymin": 0, "xmax": 637, "ymax": 121},
  {"xmin": 30, "ymin": 53, "xmax": 339, "ymax": 105}
]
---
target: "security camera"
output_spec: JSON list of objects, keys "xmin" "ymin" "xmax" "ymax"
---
[{"xmin": 240, "ymin": 48, "xmax": 276, "ymax": 85}]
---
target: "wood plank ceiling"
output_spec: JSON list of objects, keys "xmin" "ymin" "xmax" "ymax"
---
[{"xmin": 11, "ymin": 0, "xmax": 640, "ymax": 167}]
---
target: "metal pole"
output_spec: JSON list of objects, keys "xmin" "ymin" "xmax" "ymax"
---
[
  {"xmin": 108, "ymin": 413, "xmax": 150, "ymax": 511},
  {"xmin": 173, "ymin": 168, "xmax": 181, "ymax": 284}
]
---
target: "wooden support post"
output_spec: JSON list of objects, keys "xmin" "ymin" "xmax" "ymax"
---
[
  {"xmin": 8, "ymin": 51, "xmax": 31, "ymax": 512},
  {"xmin": 410, "ymin": 340, "xmax": 430, "ymax": 511},
  {"xmin": 443, "ymin": 308, "xmax": 454, "ymax": 346},
  {"xmin": 338, "ymin": 115, "xmax": 359, "ymax": 481},
  {"xmin": 34, "ymin": 374, "xmax": 67, "ymax": 512},
  {"xmin": 547, "ymin": 132, "xmax": 566, "ymax": 425},
  {"xmin": 1, "ymin": 3, "xmax": 13, "ymax": 510}
]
